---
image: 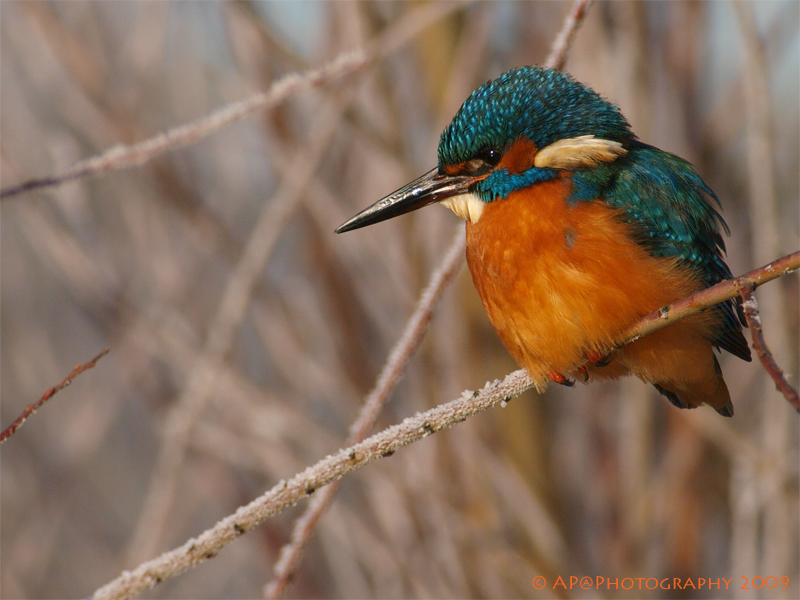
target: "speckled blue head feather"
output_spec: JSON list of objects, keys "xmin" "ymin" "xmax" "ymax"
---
[{"xmin": 438, "ymin": 66, "xmax": 634, "ymax": 167}]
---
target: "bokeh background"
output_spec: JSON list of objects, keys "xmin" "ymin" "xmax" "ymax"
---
[{"xmin": 2, "ymin": 1, "xmax": 798, "ymax": 598}]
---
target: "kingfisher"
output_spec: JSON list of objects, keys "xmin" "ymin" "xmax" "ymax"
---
[{"xmin": 336, "ymin": 66, "xmax": 751, "ymax": 417}]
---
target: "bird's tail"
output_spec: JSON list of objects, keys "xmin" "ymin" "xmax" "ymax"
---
[{"xmin": 653, "ymin": 356, "xmax": 734, "ymax": 417}]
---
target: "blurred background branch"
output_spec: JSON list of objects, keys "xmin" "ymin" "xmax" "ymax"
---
[
  {"xmin": 0, "ymin": 50, "xmax": 367, "ymax": 200},
  {"xmin": 2, "ymin": 1, "xmax": 798, "ymax": 599}
]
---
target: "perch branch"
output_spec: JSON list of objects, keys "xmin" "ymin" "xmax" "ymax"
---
[
  {"xmin": 0, "ymin": 348, "xmax": 109, "ymax": 443},
  {"xmin": 618, "ymin": 251, "xmax": 799, "ymax": 346},
  {"xmin": 91, "ymin": 251, "xmax": 799, "ymax": 600},
  {"xmin": 739, "ymin": 285, "xmax": 799, "ymax": 411}
]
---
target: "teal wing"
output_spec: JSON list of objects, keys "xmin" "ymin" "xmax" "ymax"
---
[{"xmin": 570, "ymin": 143, "xmax": 751, "ymax": 362}]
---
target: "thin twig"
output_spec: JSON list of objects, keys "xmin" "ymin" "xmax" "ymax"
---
[
  {"xmin": 543, "ymin": 0, "xmax": 593, "ymax": 70},
  {"xmin": 0, "ymin": 348, "xmax": 110, "ymax": 443},
  {"xmin": 739, "ymin": 285, "xmax": 799, "ymax": 411},
  {"xmin": 264, "ymin": 229, "xmax": 466, "ymax": 600},
  {"xmin": 734, "ymin": 1, "xmax": 795, "ymax": 579},
  {"xmin": 265, "ymin": 2, "xmax": 596, "ymax": 596},
  {"xmin": 91, "ymin": 251, "xmax": 798, "ymax": 600}
]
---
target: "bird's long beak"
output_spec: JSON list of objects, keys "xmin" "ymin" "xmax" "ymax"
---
[{"xmin": 335, "ymin": 167, "xmax": 473, "ymax": 233}]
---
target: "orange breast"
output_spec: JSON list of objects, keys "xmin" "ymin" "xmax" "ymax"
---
[{"xmin": 465, "ymin": 176, "xmax": 723, "ymax": 402}]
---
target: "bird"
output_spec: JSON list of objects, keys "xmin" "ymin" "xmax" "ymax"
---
[{"xmin": 336, "ymin": 66, "xmax": 751, "ymax": 417}]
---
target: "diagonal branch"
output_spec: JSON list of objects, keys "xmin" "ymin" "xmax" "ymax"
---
[
  {"xmin": 92, "ymin": 370, "xmax": 534, "ymax": 600},
  {"xmin": 739, "ymin": 284, "xmax": 799, "ymax": 411},
  {"xmin": 125, "ymin": 92, "xmax": 353, "ymax": 565},
  {"xmin": 617, "ymin": 251, "xmax": 799, "ymax": 347},
  {"xmin": 91, "ymin": 251, "xmax": 798, "ymax": 600},
  {"xmin": 0, "ymin": 348, "xmax": 109, "ymax": 443}
]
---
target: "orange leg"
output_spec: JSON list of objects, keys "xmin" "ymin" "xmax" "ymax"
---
[
  {"xmin": 586, "ymin": 350, "xmax": 611, "ymax": 367},
  {"xmin": 548, "ymin": 370, "xmax": 575, "ymax": 387}
]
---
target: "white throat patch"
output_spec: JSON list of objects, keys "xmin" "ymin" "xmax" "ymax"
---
[{"xmin": 440, "ymin": 192, "xmax": 485, "ymax": 223}]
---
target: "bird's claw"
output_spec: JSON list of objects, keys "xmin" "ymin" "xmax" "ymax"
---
[
  {"xmin": 548, "ymin": 370, "xmax": 575, "ymax": 387},
  {"xmin": 586, "ymin": 350, "xmax": 611, "ymax": 367}
]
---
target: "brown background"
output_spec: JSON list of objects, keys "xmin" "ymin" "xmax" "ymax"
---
[{"xmin": 2, "ymin": 2, "xmax": 798, "ymax": 598}]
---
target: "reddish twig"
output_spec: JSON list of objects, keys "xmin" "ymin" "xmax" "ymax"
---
[
  {"xmin": 739, "ymin": 284, "xmax": 799, "ymax": 412},
  {"xmin": 619, "ymin": 251, "xmax": 800, "ymax": 346},
  {"xmin": 0, "ymin": 348, "xmax": 110, "ymax": 444}
]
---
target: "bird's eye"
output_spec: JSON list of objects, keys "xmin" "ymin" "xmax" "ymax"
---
[
  {"xmin": 478, "ymin": 148, "xmax": 502, "ymax": 166},
  {"xmin": 460, "ymin": 149, "xmax": 502, "ymax": 175}
]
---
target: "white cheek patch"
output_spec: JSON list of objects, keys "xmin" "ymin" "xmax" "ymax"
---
[{"xmin": 440, "ymin": 192, "xmax": 485, "ymax": 223}]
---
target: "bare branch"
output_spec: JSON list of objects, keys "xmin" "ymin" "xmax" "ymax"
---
[
  {"xmin": 0, "ymin": 348, "xmax": 109, "ymax": 444},
  {"xmin": 125, "ymin": 94, "xmax": 352, "ymax": 565},
  {"xmin": 739, "ymin": 285, "xmax": 799, "ymax": 411},
  {"xmin": 543, "ymin": 0, "xmax": 593, "ymax": 70},
  {"xmin": 0, "ymin": 51, "xmax": 366, "ymax": 200},
  {"xmin": 0, "ymin": 1, "xmax": 467, "ymax": 202},
  {"xmin": 734, "ymin": 1, "xmax": 796, "ymax": 579},
  {"xmin": 92, "ymin": 370, "xmax": 534, "ymax": 600},
  {"xmin": 123, "ymin": 0, "xmax": 473, "ymax": 566}
]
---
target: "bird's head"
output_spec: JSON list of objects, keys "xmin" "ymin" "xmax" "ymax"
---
[{"xmin": 336, "ymin": 66, "xmax": 634, "ymax": 233}]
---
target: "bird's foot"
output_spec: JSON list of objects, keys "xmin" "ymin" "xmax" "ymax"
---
[
  {"xmin": 577, "ymin": 365, "xmax": 589, "ymax": 382},
  {"xmin": 548, "ymin": 370, "xmax": 575, "ymax": 387},
  {"xmin": 586, "ymin": 350, "xmax": 611, "ymax": 367}
]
